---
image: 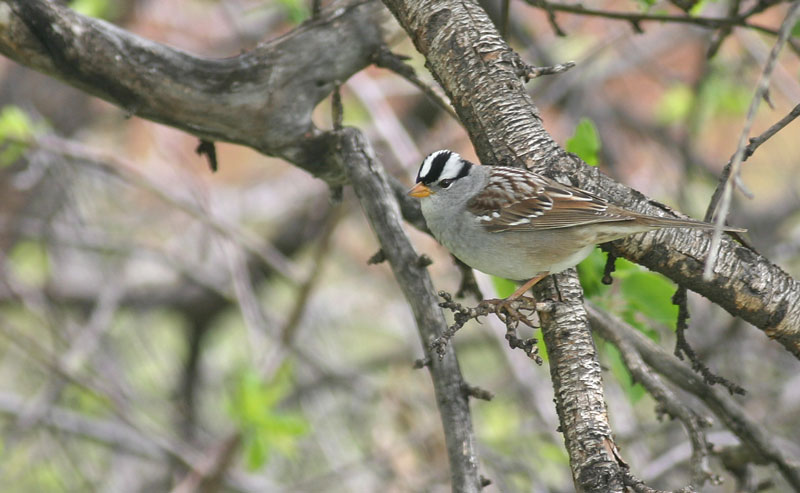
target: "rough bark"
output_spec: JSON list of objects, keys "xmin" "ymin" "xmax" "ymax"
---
[
  {"xmin": 380, "ymin": 1, "xmax": 624, "ymax": 490},
  {"xmin": 377, "ymin": 0, "xmax": 800, "ymax": 357}
]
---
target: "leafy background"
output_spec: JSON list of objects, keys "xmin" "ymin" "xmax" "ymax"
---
[{"xmin": 1, "ymin": 0, "xmax": 799, "ymax": 491}]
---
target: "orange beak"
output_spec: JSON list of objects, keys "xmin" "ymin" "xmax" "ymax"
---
[{"xmin": 408, "ymin": 182, "xmax": 432, "ymax": 198}]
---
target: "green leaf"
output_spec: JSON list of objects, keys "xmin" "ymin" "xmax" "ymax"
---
[
  {"xmin": 565, "ymin": 118, "xmax": 601, "ymax": 166},
  {"xmin": 277, "ymin": 0, "xmax": 309, "ymax": 24},
  {"xmin": 7, "ymin": 241, "xmax": 50, "ymax": 288},
  {"xmin": 700, "ymin": 72, "xmax": 750, "ymax": 117},
  {"xmin": 620, "ymin": 270, "xmax": 677, "ymax": 328},
  {"xmin": 227, "ymin": 363, "xmax": 309, "ymax": 470},
  {"xmin": 491, "ymin": 276, "xmax": 517, "ymax": 298},
  {"xmin": 657, "ymin": 84, "xmax": 693, "ymax": 124},
  {"xmin": 633, "ymin": 0, "xmax": 656, "ymax": 11},
  {"xmin": 244, "ymin": 432, "xmax": 270, "ymax": 470},
  {"xmin": 70, "ymin": 0, "xmax": 111, "ymax": 18},
  {"xmin": 0, "ymin": 106, "xmax": 36, "ymax": 167},
  {"xmin": 792, "ymin": 19, "xmax": 800, "ymax": 38},
  {"xmin": 576, "ymin": 248, "xmax": 608, "ymax": 298}
]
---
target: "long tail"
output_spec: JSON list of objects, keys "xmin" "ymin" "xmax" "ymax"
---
[{"xmin": 632, "ymin": 213, "xmax": 746, "ymax": 233}]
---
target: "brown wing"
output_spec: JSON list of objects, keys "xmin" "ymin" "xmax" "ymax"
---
[{"xmin": 467, "ymin": 167, "xmax": 636, "ymax": 233}]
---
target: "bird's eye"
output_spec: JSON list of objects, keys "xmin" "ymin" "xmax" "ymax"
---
[{"xmin": 440, "ymin": 179, "xmax": 454, "ymax": 188}]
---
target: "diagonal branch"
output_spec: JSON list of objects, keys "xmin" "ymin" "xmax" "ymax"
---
[
  {"xmin": 587, "ymin": 303, "xmax": 800, "ymax": 490},
  {"xmin": 0, "ymin": 0, "xmax": 388, "ymax": 185},
  {"xmin": 335, "ymin": 128, "xmax": 482, "ymax": 492}
]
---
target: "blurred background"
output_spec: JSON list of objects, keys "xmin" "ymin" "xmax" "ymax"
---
[{"xmin": 0, "ymin": 0, "xmax": 799, "ymax": 491}]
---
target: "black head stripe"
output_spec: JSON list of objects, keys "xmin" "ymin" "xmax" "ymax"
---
[
  {"xmin": 418, "ymin": 150, "xmax": 452, "ymax": 184},
  {"xmin": 455, "ymin": 160, "xmax": 471, "ymax": 179}
]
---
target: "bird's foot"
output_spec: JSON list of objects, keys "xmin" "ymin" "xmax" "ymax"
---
[{"xmin": 478, "ymin": 296, "xmax": 538, "ymax": 329}]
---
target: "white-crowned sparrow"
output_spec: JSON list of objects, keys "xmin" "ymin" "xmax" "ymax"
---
[{"xmin": 408, "ymin": 150, "xmax": 745, "ymax": 300}]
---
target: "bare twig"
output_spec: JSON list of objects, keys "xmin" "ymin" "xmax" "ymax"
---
[
  {"xmin": 706, "ymin": 0, "xmax": 742, "ymax": 58},
  {"xmin": 672, "ymin": 287, "xmax": 745, "ymax": 395},
  {"xmin": 704, "ymin": 1, "xmax": 800, "ymax": 279},
  {"xmin": 435, "ymin": 291, "xmax": 549, "ymax": 364},
  {"xmin": 30, "ymin": 135, "xmax": 303, "ymax": 284},
  {"xmin": 373, "ymin": 46, "xmax": 459, "ymax": 120},
  {"xmin": 517, "ymin": 61, "xmax": 576, "ymax": 81},
  {"xmin": 705, "ymin": 102, "xmax": 800, "ymax": 221},
  {"xmin": 526, "ymin": 0, "xmax": 780, "ymax": 36},
  {"xmin": 280, "ymin": 206, "xmax": 342, "ymax": 345}
]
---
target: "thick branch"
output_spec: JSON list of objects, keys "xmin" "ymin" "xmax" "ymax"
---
[
  {"xmin": 537, "ymin": 271, "xmax": 625, "ymax": 492},
  {"xmin": 382, "ymin": 0, "xmax": 800, "ymax": 358},
  {"xmin": 0, "ymin": 0, "xmax": 387, "ymax": 184}
]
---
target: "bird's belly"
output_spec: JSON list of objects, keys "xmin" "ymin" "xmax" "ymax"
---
[{"xmin": 437, "ymin": 228, "xmax": 595, "ymax": 281}]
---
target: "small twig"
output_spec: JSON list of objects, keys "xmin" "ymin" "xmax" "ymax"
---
[
  {"xmin": 706, "ymin": 0, "xmax": 742, "ymax": 58},
  {"xmin": 372, "ymin": 46, "xmax": 459, "ymax": 120},
  {"xmin": 415, "ymin": 254, "xmax": 433, "ymax": 268},
  {"xmin": 413, "ymin": 357, "xmax": 431, "ymax": 369},
  {"xmin": 434, "ymin": 291, "xmax": 549, "ymax": 362},
  {"xmin": 527, "ymin": 0, "xmax": 780, "ymax": 36},
  {"xmin": 704, "ymin": 1, "xmax": 800, "ymax": 280},
  {"xmin": 461, "ymin": 382, "xmax": 494, "ymax": 401},
  {"xmin": 516, "ymin": 61, "xmax": 576, "ymax": 82},
  {"xmin": 539, "ymin": 1, "xmax": 566, "ymax": 36},
  {"xmin": 705, "ymin": 103, "xmax": 800, "ymax": 221},
  {"xmin": 622, "ymin": 470, "xmax": 696, "ymax": 493},
  {"xmin": 672, "ymin": 287, "xmax": 746, "ymax": 396},
  {"xmin": 331, "ymin": 81, "xmax": 343, "ymax": 130},
  {"xmin": 279, "ymin": 205, "xmax": 342, "ymax": 345},
  {"xmin": 601, "ymin": 247, "xmax": 618, "ymax": 285},
  {"xmin": 194, "ymin": 139, "xmax": 218, "ymax": 172},
  {"xmin": 454, "ymin": 258, "xmax": 483, "ymax": 300},
  {"xmin": 500, "ymin": 0, "xmax": 510, "ymax": 39},
  {"xmin": 367, "ymin": 249, "xmax": 386, "ymax": 265}
]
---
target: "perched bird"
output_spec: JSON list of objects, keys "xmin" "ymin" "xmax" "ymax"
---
[{"xmin": 408, "ymin": 150, "xmax": 744, "ymax": 300}]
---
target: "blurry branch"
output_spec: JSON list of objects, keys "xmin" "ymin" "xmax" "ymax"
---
[
  {"xmin": 279, "ymin": 206, "xmax": 342, "ymax": 345},
  {"xmin": 30, "ymin": 135, "xmax": 303, "ymax": 284},
  {"xmin": 705, "ymin": 102, "xmax": 800, "ymax": 220},
  {"xmin": 373, "ymin": 46, "xmax": 459, "ymax": 120},
  {"xmin": 0, "ymin": 0, "xmax": 388, "ymax": 186},
  {"xmin": 335, "ymin": 128, "xmax": 483, "ymax": 493},
  {"xmin": 526, "ymin": 0, "xmax": 781, "ymax": 36},
  {"xmin": 0, "ymin": 388, "xmax": 265, "ymax": 493},
  {"xmin": 11, "ymin": 284, "xmax": 123, "ymax": 439},
  {"xmin": 706, "ymin": 0, "xmax": 741, "ymax": 58},
  {"xmin": 587, "ymin": 303, "xmax": 800, "ymax": 490},
  {"xmin": 704, "ymin": 1, "xmax": 800, "ymax": 280},
  {"xmin": 0, "ymin": 390, "xmax": 167, "ymax": 460}
]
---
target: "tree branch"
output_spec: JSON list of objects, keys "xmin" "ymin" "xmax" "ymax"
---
[
  {"xmin": 0, "ymin": 0, "xmax": 388, "ymax": 185},
  {"xmin": 335, "ymin": 128, "xmax": 482, "ymax": 492},
  {"xmin": 525, "ymin": 0, "xmax": 780, "ymax": 37},
  {"xmin": 587, "ymin": 303, "xmax": 800, "ymax": 491}
]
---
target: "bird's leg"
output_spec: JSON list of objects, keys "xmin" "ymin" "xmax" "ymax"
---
[
  {"xmin": 508, "ymin": 272, "xmax": 549, "ymax": 300},
  {"xmin": 479, "ymin": 272, "xmax": 549, "ymax": 327}
]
